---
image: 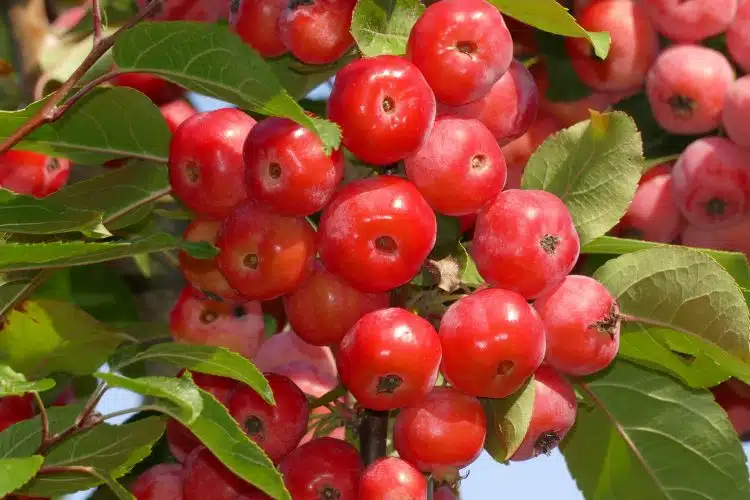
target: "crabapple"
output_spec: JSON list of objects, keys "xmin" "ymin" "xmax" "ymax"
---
[
  {"xmin": 278, "ymin": 0, "xmax": 356, "ymax": 65},
  {"xmin": 533, "ymin": 275, "xmax": 620, "ymax": 376},
  {"xmin": 136, "ymin": 0, "xmax": 228, "ymax": 21},
  {"xmin": 713, "ymin": 381, "xmax": 750, "ymax": 437},
  {"xmin": 168, "ymin": 108, "xmax": 256, "ymax": 219},
  {"xmin": 112, "ymin": 73, "xmax": 184, "ymax": 104},
  {"xmin": 0, "ymin": 151, "xmax": 70, "ymax": 198},
  {"xmin": 179, "ymin": 219, "xmax": 242, "ymax": 300},
  {"xmin": 439, "ymin": 288, "xmax": 546, "ymax": 398},
  {"xmin": 434, "ymin": 486, "xmax": 458, "ymax": 500},
  {"xmin": 229, "ymin": 373, "xmax": 309, "ymax": 463},
  {"xmin": 393, "ymin": 386, "xmax": 486, "ymax": 479},
  {"xmin": 230, "ymin": 0, "xmax": 288, "ymax": 58},
  {"xmin": 404, "ymin": 116, "xmax": 507, "ymax": 216},
  {"xmin": 438, "ymin": 59, "xmax": 539, "ymax": 144},
  {"xmin": 244, "ymin": 117, "xmax": 344, "ymax": 216},
  {"xmin": 0, "ymin": 394, "xmax": 35, "ymax": 432},
  {"xmin": 338, "ymin": 308, "xmax": 442, "ymax": 410},
  {"xmin": 671, "ymin": 137, "xmax": 750, "ymax": 228},
  {"xmin": 501, "ymin": 113, "xmax": 563, "ymax": 189},
  {"xmin": 640, "ymin": 162, "xmax": 673, "ymax": 184},
  {"xmin": 318, "ymin": 175, "xmax": 437, "ymax": 293},
  {"xmin": 727, "ymin": 0, "xmax": 750, "ymax": 73},
  {"xmin": 510, "ymin": 365, "xmax": 577, "ymax": 461},
  {"xmin": 723, "ymin": 76, "xmax": 750, "ymax": 149},
  {"xmin": 642, "ymin": 0, "xmax": 738, "ymax": 43},
  {"xmin": 216, "ymin": 202, "xmax": 316, "ymax": 300},
  {"xmin": 407, "ymin": 0, "xmax": 513, "ymax": 105},
  {"xmin": 183, "ymin": 447, "xmax": 255, "ymax": 500},
  {"xmin": 130, "ymin": 464, "xmax": 184, "ymax": 500},
  {"xmin": 252, "ymin": 330, "xmax": 338, "ymax": 383},
  {"xmin": 328, "ymin": 56, "xmax": 436, "ymax": 165},
  {"xmin": 566, "ymin": 0, "xmax": 659, "ymax": 92},
  {"xmin": 359, "ymin": 457, "xmax": 428, "ymax": 500},
  {"xmin": 646, "ymin": 45, "xmax": 735, "ymax": 135},
  {"xmin": 472, "ymin": 189, "xmax": 580, "ymax": 299},
  {"xmin": 278, "ymin": 438, "xmax": 363, "ymax": 500},
  {"xmin": 681, "ymin": 216, "xmax": 750, "ymax": 259},
  {"xmin": 160, "ymin": 100, "xmax": 196, "ymax": 134},
  {"xmin": 618, "ymin": 171, "xmax": 683, "ymax": 243},
  {"xmin": 283, "ymin": 261, "xmax": 391, "ymax": 346}
]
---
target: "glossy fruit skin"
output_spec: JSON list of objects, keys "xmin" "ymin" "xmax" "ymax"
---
[
  {"xmin": 439, "ymin": 288, "xmax": 546, "ymax": 398},
  {"xmin": 183, "ymin": 447, "xmax": 255, "ymax": 500},
  {"xmin": 359, "ymin": 457, "xmax": 427, "ymax": 500},
  {"xmin": 0, "ymin": 151, "xmax": 70, "ymax": 198},
  {"xmin": 438, "ymin": 59, "xmax": 539, "ymax": 144},
  {"xmin": 618, "ymin": 171, "xmax": 683, "ymax": 243},
  {"xmin": 217, "ymin": 202, "xmax": 316, "ymax": 300},
  {"xmin": 404, "ymin": 116, "xmax": 507, "ymax": 216},
  {"xmin": 407, "ymin": 0, "xmax": 513, "ymax": 105},
  {"xmin": 712, "ymin": 381, "xmax": 750, "ymax": 437},
  {"xmin": 179, "ymin": 219, "xmax": 242, "ymax": 300},
  {"xmin": 642, "ymin": 0, "xmax": 738, "ymax": 43},
  {"xmin": 723, "ymin": 76, "xmax": 750, "ymax": 149},
  {"xmin": 130, "ymin": 464, "xmax": 184, "ymax": 500},
  {"xmin": 169, "ymin": 108, "xmax": 255, "ymax": 219},
  {"xmin": 727, "ymin": 0, "xmax": 750, "ymax": 73},
  {"xmin": 472, "ymin": 189, "xmax": 580, "ymax": 299},
  {"xmin": 318, "ymin": 176, "xmax": 437, "ymax": 293},
  {"xmin": 338, "ymin": 308, "xmax": 442, "ymax": 410},
  {"xmin": 244, "ymin": 117, "xmax": 344, "ymax": 216},
  {"xmin": 328, "ymin": 55, "xmax": 436, "ymax": 165},
  {"xmin": 230, "ymin": 0, "xmax": 288, "ymax": 57},
  {"xmin": 160, "ymin": 100, "xmax": 196, "ymax": 134},
  {"xmin": 0, "ymin": 395, "xmax": 35, "ymax": 432},
  {"xmin": 229, "ymin": 373, "xmax": 310, "ymax": 463},
  {"xmin": 566, "ymin": 0, "xmax": 659, "ymax": 92},
  {"xmin": 646, "ymin": 45, "xmax": 735, "ymax": 135},
  {"xmin": 511, "ymin": 365, "xmax": 577, "ymax": 461},
  {"xmin": 533, "ymin": 275, "xmax": 620, "ymax": 376},
  {"xmin": 278, "ymin": 0, "xmax": 356, "ymax": 65},
  {"xmin": 393, "ymin": 386, "xmax": 486, "ymax": 478},
  {"xmin": 681, "ymin": 216, "xmax": 750, "ymax": 260},
  {"xmin": 671, "ymin": 137, "xmax": 750, "ymax": 228},
  {"xmin": 112, "ymin": 73, "xmax": 184, "ymax": 104},
  {"xmin": 278, "ymin": 438, "xmax": 363, "ymax": 500},
  {"xmin": 283, "ymin": 261, "xmax": 390, "ymax": 346}
]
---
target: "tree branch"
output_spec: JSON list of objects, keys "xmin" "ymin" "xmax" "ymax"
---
[
  {"xmin": 91, "ymin": 0, "xmax": 103, "ymax": 45},
  {"xmin": 2, "ymin": 0, "xmax": 49, "ymax": 104},
  {"xmin": 358, "ymin": 409, "xmax": 389, "ymax": 466}
]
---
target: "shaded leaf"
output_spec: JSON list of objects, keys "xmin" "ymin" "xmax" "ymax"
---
[
  {"xmin": 0, "ymin": 365, "xmax": 55, "ymax": 397},
  {"xmin": 0, "ymin": 189, "xmax": 106, "ymax": 236},
  {"xmin": 0, "ymin": 455, "xmax": 44, "ymax": 497},
  {"xmin": 351, "ymin": 0, "xmax": 424, "ymax": 57},
  {"xmin": 0, "ymin": 404, "xmax": 85, "ymax": 458},
  {"xmin": 482, "ymin": 377, "xmax": 534, "ymax": 462}
]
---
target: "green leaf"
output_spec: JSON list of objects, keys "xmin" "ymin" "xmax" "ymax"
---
[
  {"xmin": 0, "ymin": 365, "xmax": 55, "ymax": 397},
  {"xmin": 521, "ymin": 111, "xmax": 644, "ymax": 245},
  {"xmin": 489, "ymin": 0, "xmax": 611, "ymax": 58},
  {"xmin": 113, "ymin": 343, "xmax": 273, "ymax": 405},
  {"xmin": 562, "ymin": 360, "xmax": 750, "ymax": 500},
  {"xmin": 0, "ymin": 87, "xmax": 170, "ymax": 164},
  {"xmin": 113, "ymin": 21, "xmax": 341, "ymax": 152},
  {"xmin": 457, "ymin": 242, "xmax": 484, "ymax": 287},
  {"xmin": 0, "ymin": 455, "xmax": 44, "ymax": 497},
  {"xmin": 0, "ymin": 273, "xmax": 37, "ymax": 317},
  {"xmin": 0, "ymin": 189, "xmax": 107, "ymax": 236},
  {"xmin": 351, "ymin": 0, "xmax": 424, "ymax": 57},
  {"xmin": 67, "ymin": 265, "xmax": 140, "ymax": 324},
  {"xmin": 482, "ymin": 377, "xmax": 534, "ymax": 462},
  {"xmin": 0, "ymin": 233, "xmax": 216, "ymax": 272},
  {"xmin": 268, "ymin": 55, "xmax": 346, "ymax": 101},
  {"xmin": 95, "ymin": 373, "xmax": 203, "ymax": 423},
  {"xmin": 0, "ymin": 300, "xmax": 128, "ymax": 377},
  {"xmin": 0, "ymin": 403, "xmax": 85, "ymax": 458},
  {"xmin": 21, "ymin": 417, "xmax": 166, "ymax": 497}
]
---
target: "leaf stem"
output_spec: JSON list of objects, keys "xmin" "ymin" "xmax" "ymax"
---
[
  {"xmin": 358, "ymin": 409, "xmax": 389, "ymax": 467},
  {"xmin": 309, "ymin": 384, "xmax": 346, "ymax": 410},
  {"xmin": 32, "ymin": 391, "xmax": 50, "ymax": 453},
  {"xmin": 91, "ymin": 0, "xmax": 103, "ymax": 45},
  {"xmin": 98, "ymin": 404, "xmax": 163, "ymax": 422},
  {"xmin": 38, "ymin": 464, "xmax": 95, "ymax": 475}
]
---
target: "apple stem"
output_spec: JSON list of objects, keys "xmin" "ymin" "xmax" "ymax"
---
[{"xmin": 359, "ymin": 409, "xmax": 389, "ymax": 466}]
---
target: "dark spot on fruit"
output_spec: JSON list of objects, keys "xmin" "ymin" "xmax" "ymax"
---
[
  {"xmin": 496, "ymin": 360, "xmax": 514, "ymax": 377},
  {"xmin": 667, "ymin": 94, "xmax": 696, "ymax": 118},
  {"xmin": 232, "ymin": 305, "xmax": 247, "ymax": 318},
  {"xmin": 288, "ymin": 0, "xmax": 314, "ymax": 9},
  {"xmin": 590, "ymin": 303, "xmax": 620, "ymax": 339},
  {"xmin": 230, "ymin": 0, "xmax": 240, "ymax": 13},
  {"xmin": 471, "ymin": 154, "xmax": 489, "ymax": 170},
  {"xmin": 375, "ymin": 235, "xmax": 398, "ymax": 254},
  {"xmin": 382, "ymin": 96, "xmax": 395, "ymax": 113},
  {"xmin": 45, "ymin": 157, "xmax": 60, "ymax": 172},
  {"xmin": 245, "ymin": 416, "xmax": 265, "ymax": 439},
  {"xmin": 243, "ymin": 253, "xmax": 259, "ymax": 270},
  {"xmin": 268, "ymin": 162, "xmax": 282, "ymax": 180},
  {"xmin": 376, "ymin": 374, "xmax": 403, "ymax": 394},
  {"xmin": 705, "ymin": 197, "xmax": 727, "ymax": 216},
  {"xmin": 199, "ymin": 310, "xmax": 219, "ymax": 324},
  {"xmin": 540, "ymin": 234, "xmax": 561, "ymax": 255},
  {"xmin": 456, "ymin": 40, "xmax": 478, "ymax": 55},
  {"xmin": 319, "ymin": 485, "xmax": 341, "ymax": 500},
  {"xmin": 533, "ymin": 431, "xmax": 561, "ymax": 457},
  {"xmin": 185, "ymin": 160, "xmax": 200, "ymax": 184}
]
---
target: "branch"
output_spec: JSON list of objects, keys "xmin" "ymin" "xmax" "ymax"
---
[
  {"xmin": 2, "ymin": 0, "xmax": 49, "ymax": 104},
  {"xmin": 32, "ymin": 392, "xmax": 49, "ymax": 453},
  {"xmin": 309, "ymin": 384, "xmax": 346, "ymax": 410},
  {"xmin": 38, "ymin": 464, "xmax": 96, "ymax": 475},
  {"xmin": 91, "ymin": 0, "xmax": 103, "ymax": 45},
  {"xmin": 358, "ymin": 409, "xmax": 389, "ymax": 466}
]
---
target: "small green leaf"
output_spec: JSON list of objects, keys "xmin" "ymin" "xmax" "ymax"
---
[
  {"xmin": 521, "ymin": 111, "xmax": 644, "ymax": 245},
  {"xmin": 0, "ymin": 455, "xmax": 44, "ymax": 497},
  {"xmin": 457, "ymin": 243, "xmax": 485, "ymax": 287},
  {"xmin": 482, "ymin": 377, "xmax": 535, "ymax": 462},
  {"xmin": 351, "ymin": 0, "xmax": 424, "ymax": 57},
  {"xmin": 0, "ymin": 365, "xmax": 55, "ymax": 397},
  {"xmin": 0, "ymin": 189, "xmax": 107, "ymax": 236}
]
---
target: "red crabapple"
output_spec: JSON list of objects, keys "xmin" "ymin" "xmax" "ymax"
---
[
  {"xmin": 407, "ymin": 0, "xmax": 513, "ymax": 105},
  {"xmin": 337, "ymin": 308, "xmax": 442, "ymax": 410},
  {"xmin": 671, "ymin": 137, "xmax": 750, "ymax": 228},
  {"xmin": 646, "ymin": 45, "xmax": 735, "ymax": 135},
  {"xmin": 0, "ymin": 151, "xmax": 70, "ymax": 198},
  {"xmin": 618, "ymin": 171, "xmax": 683, "ymax": 243},
  {"xmin": 437, "ymin": 59, "xmax": 539, "ymax": 144},
  {"xmin": 727, "ymin": 0, "xmax": 750, "ymax": 73},
  {"xmin": 283, "ymin": 261, "xmax": 391, "ymax": 346},
  {"xmin": 642, "ymin": 0, "xmax": 738, "ymax": 43},
  {"xmin": 359, "ymin": 457, "xmax": 428, "ymax": 500},
  {"xmin": 216, "ymin": 202, "xmax": 316, "ymax": 300},
  {"xmin": 533, "ymin": 275, "xmax": 620, "ymax": 376},
  {"xmin": 229, "ymin": 373, "xmax": 310, "ymax": 463},
  {"xmin": 230, "ymin": 0, "xmax": 288, "ymax": 58},
  {"xmin": 439, "ymin": 288, "xmax": 546, "ymax": 398},
  {"xmin": 179, "ymin": 219, "xmax": 242, "ymax": 300},
  {"xmin": 169, "ymin": 286, "xmax": 265, "ymax": 359},
  {"xmin": 130, "ymin": 464, "xmax": 184, "ymax": 500},
  {"xmin": 723, "ymin": 76, "xmax": 750, "ymax": 149},
  {"xmin": 112, "ymin": 73, "xmax": 184, "ymax": 104},
  {"xmin": 252, "ymin": 330, "xmax": 338, "ymax": 383},
  {"xmin": 0, "ymin": 394, "xmax": 35, "ymax": 432},
  {"xmin": 278, "ymin": 438, "xmax": 363, "ymax": 500},
  {"xmin": 278, "ymin": 0, "xmax": 356, "ymax": 65},
  {"xmin": 328, "ymin": 56, "xmax": 436, "ymax": 165},
  {"xmin": 434, "ymin": 486, "xmax": 458, "ymax": 500},
  {"xmin": 472, "ymin": 189, "xmax": 580, "ymax": 299},
  {"xmin": 681, "ymin": 216, "xmax": 750, "ymax": 259},
  {"xmin": 183, "ymin": 447, "xmax": 255, "ymax": 500},
  {"xmin": 393, "ymin": 386, "xmax": 486, "ymax": 479},
  {"xmin": 168, "ymin": 108, "xmax": 256, "ymax": 219},
  {"xmin": 244, "ymin": 117, "xmax": 344, "ymax": 216},
  {"xmin": 318, "ymin": 175, "xmax": 437, "ymax": 293},
  {"xmin": 566, "ymin": 0, "xmax": 659, "ymax": 92},
  {"xmin": 160, "ymin": 100, "xmax": 196, "ymax": 134},
  {"xmin": 640, "ymin": 162, "xmax": 673, "ymax": 184},
  {"xmin": 712, "ymin": 381, "xmax": 750, "ymax": 437},
  {"xmin": 510, "ymin": 365, "xmax": 577, "ymax": 461},
  {"xmin": 136, "ymin": 0, "xmax": 228, "ymax": 21},
  {"xmin": 404, "ymin": 116, "xmax": 507, "ymax": 216}
]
